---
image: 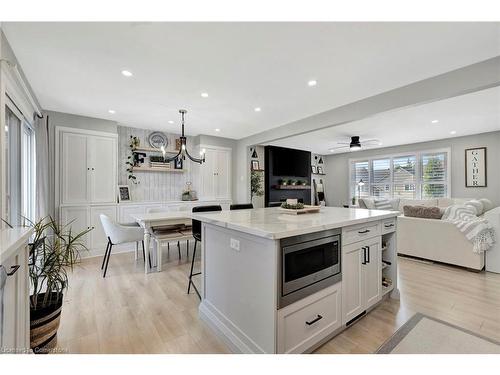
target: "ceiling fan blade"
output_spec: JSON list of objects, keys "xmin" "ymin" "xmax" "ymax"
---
[
  {"xmin": 361, "ymin": 139, "xmax": 381, "ymax": 145},
  {"xmin": 330, "ymin": 145, "xmax": 349, "ymax": 151},
  {"xmin": 336, "ymin": 142, "xmax": 350, "ymax": 145}
]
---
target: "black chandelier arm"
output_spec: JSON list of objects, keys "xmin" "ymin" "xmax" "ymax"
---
[
  {"xmin": 163, "ymin": 148, "xmax": 183, "ymax": 163},
  {"xmin": 184, "ymin": 147, "xmax": 205, "ymax": 164}
]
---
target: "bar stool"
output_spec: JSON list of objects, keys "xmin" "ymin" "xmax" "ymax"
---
[{"xmin": 187, "ymin": 205, "xmax": 222, "ymax": 299}]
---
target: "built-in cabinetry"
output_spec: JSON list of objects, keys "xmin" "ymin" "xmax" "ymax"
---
[
  {"xmin": 56, "ymin": 127, "xmax": 119, "ymax": 257},
  {"xmin": 59, "ymin": 129, "xmax": 117, "ymax": 205},
  {"xmin": 0, "ymin": 227, "xmax": 32, "ymax": 352},
  {"xmin": 199, "ymin": 146, "xmax": 231, "ymax": 200}
]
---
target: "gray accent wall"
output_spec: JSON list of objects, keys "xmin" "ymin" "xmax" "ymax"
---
[{"xmin": 323, "ymin": 131, "xmax": 500, "ymax": 207}]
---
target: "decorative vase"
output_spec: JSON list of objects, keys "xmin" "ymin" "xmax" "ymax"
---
[{"xmin": 30, "ymin": 292, "xmax": 63, "ymax": 354}]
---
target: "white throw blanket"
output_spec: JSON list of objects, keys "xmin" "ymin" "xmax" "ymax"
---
[{"xmin": 442, "ymin": 204, "xmax": 496, "ymax": 253}]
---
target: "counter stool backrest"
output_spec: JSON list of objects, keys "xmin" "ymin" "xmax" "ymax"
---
[
  {"xmin": 192, "ymin": 205, "xmax": 222, "ymax": 241},
  {"xmin": 230, "ymin": 203, "xmax": 253, "ymax": 210}
]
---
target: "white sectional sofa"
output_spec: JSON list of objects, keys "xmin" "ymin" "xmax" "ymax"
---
[{"xmin": 359, "ymin": 197, "xmax": 498, "ymax": 271}]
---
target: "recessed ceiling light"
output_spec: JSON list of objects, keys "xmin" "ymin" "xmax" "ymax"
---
[
  {"xmin": 168, "ymin": 120, "xmax": 174, "ymax": 124},
  {"xmin": 108, "ymin": 109, "xmax": 116, "ymax": 114},
  {"xmin": 329, "ymin": 149, "xmax": 335, "ymax": 153},
  {"xmin": 431, "ymin": 120, "xmax": 439, "ymax": 124},
  {"xmin": 308, "ymin": 80, "xmax": 317, "ymax": 87},
  {"xmin": 201, "ymin": 92, "xmax": 209, "ymax": 98},
  {"xmin": 450, "ymin": 130, "xmax": 457, "ymax": 135},
  {"xmin": 215, "ymin": 128, "xmax": 220, "ymax": 132},
  {"xmin": 254, "ymin": 107, "xmax": 261, "ymax": 112},
  {"xmin": 121, "ymin": 70, "xmax": 133, "ymax": 77}
]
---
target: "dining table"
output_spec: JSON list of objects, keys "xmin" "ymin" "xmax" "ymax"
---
[{"xmin": 132, "ymin": 211, "xmax": 192, "ymax": 274}]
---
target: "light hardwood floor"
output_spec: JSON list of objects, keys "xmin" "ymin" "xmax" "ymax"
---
[{"xmin": 57, "ymin": 246, "xmax": 500, "ymax": 354}]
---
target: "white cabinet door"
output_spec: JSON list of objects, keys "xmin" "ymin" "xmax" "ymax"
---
[
  {"xmin": 90, "ymin": 205, "xmax": 117, "ymax": 251},
  {"xmin": 200, "ymin": 149, "xmax": 217, "ymax": 199},
  {"xmin": 1, "ymin": 246, "xmax": 29, "ymax": 351},
  {"xmin": 61, "ymin": 132, "xmax": 89, "ymax": 204},
  {"xmin": 88, "ymin": 136, "xmax": 117, "ymax": 203},
  {"xmin": 342, "ymin": 242, "xmax": 365, "ymax": 324},
  {"xmin": 215, "ymin": 149, "xmax": 231, "ymax": 200},
  {"xmin": 60, "ymin": 206, "xmax": 91, "ymax": 249},
  {"xmin": 364, "ymin": 238, "xmax": 382, "ymax": 309}
]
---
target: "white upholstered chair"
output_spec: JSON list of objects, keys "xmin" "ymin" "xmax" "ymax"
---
[{"xmin": 99, "ymin": 214, "xmax": 150, "ymax": 277}]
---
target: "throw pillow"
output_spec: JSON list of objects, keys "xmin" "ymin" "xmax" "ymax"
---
[
  {"xmin": 374, "ymin": 198, "xmax": 393, "ymax": 210},
  {"xmin": 479, "ymin": 198, "xmax": 494, "ymax": 212},
  {"xmin": 363, "ymin": 198, "xmax": 376, "ymax": 209},
  {"xmin": 403, "ymin": 205, "xmax": 444, "ymax": 219},
  {"xmin": 465, "ymin": 199, "xmax": 484, "ymax": 216}
]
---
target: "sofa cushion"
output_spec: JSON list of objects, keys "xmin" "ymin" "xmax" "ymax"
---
[
  {"xmin": 360, "ymin": 197, "xmax": 376, "ymax": 209},
  {"xmin": 403, "ymin": 205, "xmax": 443, "ymax": 219},
  {"xmin": 374, "ymin": 198, "xmax": 393, "ymax": 210},
  {"xmin": 398, "ymin": 198, "xmax": 438, "ymax": 212}
]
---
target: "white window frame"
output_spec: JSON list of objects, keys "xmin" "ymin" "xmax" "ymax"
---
[{"xmin": 348, "ymin": 147, "xmax": 451, "ymax": 201}]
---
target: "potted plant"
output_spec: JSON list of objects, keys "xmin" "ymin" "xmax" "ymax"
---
[
  {"xmin": 250, "ymin": 170, "xmax": 264, "ymax": 202},
  {"xmin": 28, "ymin": 216, "xmax": 92, "ymax": 354}
]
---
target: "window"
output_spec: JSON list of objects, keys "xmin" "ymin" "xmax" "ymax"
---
[
  {"xmin": 351, "ymin": 161, "xmax": 369, "ymax": 199},
  {"xmin": 420, "ymin": 152, "xmax": 448, "ymax": 198},
  {"xmin": 349, "ymin": 149, "xmax": 449, "ymax": 201},
  {"xmin": 4, "ymin": 102, "xmax": 35, "ymax": 226}
]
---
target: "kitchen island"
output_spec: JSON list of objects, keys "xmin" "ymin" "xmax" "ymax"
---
[{"xmin": 193, "ymin": 206, "xmax": 399, "ymax": 354}]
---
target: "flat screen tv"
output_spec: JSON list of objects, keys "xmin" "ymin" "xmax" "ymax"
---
[{"xmin": 271, "ymin": 146, "xmax": 310, "ymax": 177}]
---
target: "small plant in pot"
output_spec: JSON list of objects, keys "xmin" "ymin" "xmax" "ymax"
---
[{"xmin": 28, "ymin": 216, "xmax": 91, "ymax": 354}]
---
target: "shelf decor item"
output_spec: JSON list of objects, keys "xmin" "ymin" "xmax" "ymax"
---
[
  {"xmin": 311, "ymin": 165, "xmax": 318, "ymax": 174},
  {"xmin": 174, "ymin": 157, "xmax": 183, "ymax": 169},
  {"xmin": 465, "ymin": 147, "xmax": 487, "ymax": 187},
  {"xmin": 251, "ymin": 160, "xmax": 260, "ymax": 170},
  {"xmin": 117, "ymin": 185, "xmax": 131, "ymax": 202},
  {"xmin": 162, "ymin": 109, "xmax": 205, "ymax": 164},
  {"xmin": 317, "ymin": 166, "xmax": 324, "ymax": 174},
  {"xmin": 27, "ymin": 217, "xmax": 92, "ymax": 353},
  {"xmin": 126, "ymin": 135, "xmax": 140, "ymax": 184},
  {"xmin": 148, "ymin": 131, "xmax": 168, "ymax": 149}
]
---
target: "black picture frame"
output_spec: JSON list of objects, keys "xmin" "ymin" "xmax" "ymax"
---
[
  {"xmin": 117, "ymin": 185, "xmax": 131, "ymax": 202},
  {"xmin": 317, "ymin": 166, "xmax": 324, "ymax": 175},
  {"xmin": 465, "ymin": 147, "xmax": 487, "ymax": 187},
  {"xmin": 311, "ymin": 165, "xmax": 318, "ymax": 174},
  {"xmin": 174, "ymin": 157, "xmax": 183, "ymax": 169}
]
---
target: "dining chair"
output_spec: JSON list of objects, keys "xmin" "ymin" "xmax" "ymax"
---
[
  {"xmin": 188, "ymin": 205, "xmax": 222, "ymax": 299},
  {"xmin": 99, "ymin": 214, "xmax": 151, "ymax": 278},
  {"xmin": 230, "ymin": 203, "xmax": 254, "ymax": 210}
]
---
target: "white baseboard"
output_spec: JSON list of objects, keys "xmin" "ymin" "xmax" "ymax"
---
[{"xmin": 198, "ymin": 300, "xmax": 266, "ymax": 354}]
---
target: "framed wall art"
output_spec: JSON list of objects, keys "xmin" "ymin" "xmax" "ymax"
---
[{"xmin": 465, "ymin": 147, "xmax": 487, "ymax": 187}]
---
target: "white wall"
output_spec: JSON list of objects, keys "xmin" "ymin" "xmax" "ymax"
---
[{"xmin": 323, "ymin": 131, "xmax": 500, "ymax": 207}]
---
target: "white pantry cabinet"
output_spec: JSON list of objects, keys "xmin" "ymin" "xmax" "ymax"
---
[
  {"xmin": 199, "ymin": 146, "xmax": 231, "ymax": 200},
  {"xmin": 341, "ymin": 236, "xmax": 381, "ymax": 325},
  {"xmin": 57, "ymin": 127, "xmax": 117, "ymax": 206}
]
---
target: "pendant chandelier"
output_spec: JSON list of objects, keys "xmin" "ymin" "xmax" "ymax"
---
[{"xmin": 162, "ymin": 109, "xmax": 205, "ymax": 164}]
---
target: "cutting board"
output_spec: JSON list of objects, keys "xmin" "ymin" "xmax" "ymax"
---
[{"xmin": 278, "ymin": 205, "xmax": 321, "ymax": 215}]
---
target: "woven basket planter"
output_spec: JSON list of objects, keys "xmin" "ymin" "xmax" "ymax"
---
[{"xmin": 30, "ymin": 293, "xmax": 63, "ymax": 354}]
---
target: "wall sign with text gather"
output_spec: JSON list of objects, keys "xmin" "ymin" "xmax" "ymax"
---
[{"xmin": 465, "ymin": 147, "xmax": 487, "ymax": 187}]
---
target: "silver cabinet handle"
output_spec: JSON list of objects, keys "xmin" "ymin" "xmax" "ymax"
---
[
  {"xmin": 358, "ymin": 229, "xmax": 370, "ymax": 234},
  {"xmin": 6, "ymin": 265, "xmax": 20, "ymax": 276},
  {"xmin": 384, "ymin": 223, "xmax": 394, "ymax": 228}
]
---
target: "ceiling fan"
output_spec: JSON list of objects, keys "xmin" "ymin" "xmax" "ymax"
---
[{"xmin": 329, "ymin": 136, "xmax": 381, "ymax": 152}]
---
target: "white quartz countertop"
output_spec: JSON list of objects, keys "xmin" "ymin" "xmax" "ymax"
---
[
  {"xmin": 0, "ymin": 227, "xmax": 33, "ymax": 262},
  {"xmin": 193, "ymin": 207, "xmax": 398, "ymax": 239}
]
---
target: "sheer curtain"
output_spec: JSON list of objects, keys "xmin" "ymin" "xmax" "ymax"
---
[{"xmin": 35, "ymin": 115, "xmax": 50, "ymax": 220}]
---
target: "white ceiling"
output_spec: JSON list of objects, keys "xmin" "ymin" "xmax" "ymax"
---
[
  {"xmin": 3, "ymin": 22, "xmax": 500, "ymax": 139},
  {"xmin": 270, "ymin": 86, "xmax": 500, "ymax": 154}
]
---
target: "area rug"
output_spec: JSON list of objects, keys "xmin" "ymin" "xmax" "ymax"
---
[{"xmin": 376, "ymin": 313, "xmax": 500, "ymax": 354}]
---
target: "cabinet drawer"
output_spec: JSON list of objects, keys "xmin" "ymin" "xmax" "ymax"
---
[
  {"xmin": 381, "ymin": 218, "xmax": 396, "ymax": 234},
  {"xmin": 342, "ymin": 222, "xmax": 381, "ymax": 245},
  {"xmin": 277, "ymin": 283, "xmax": 341, "ymax": 353}
]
